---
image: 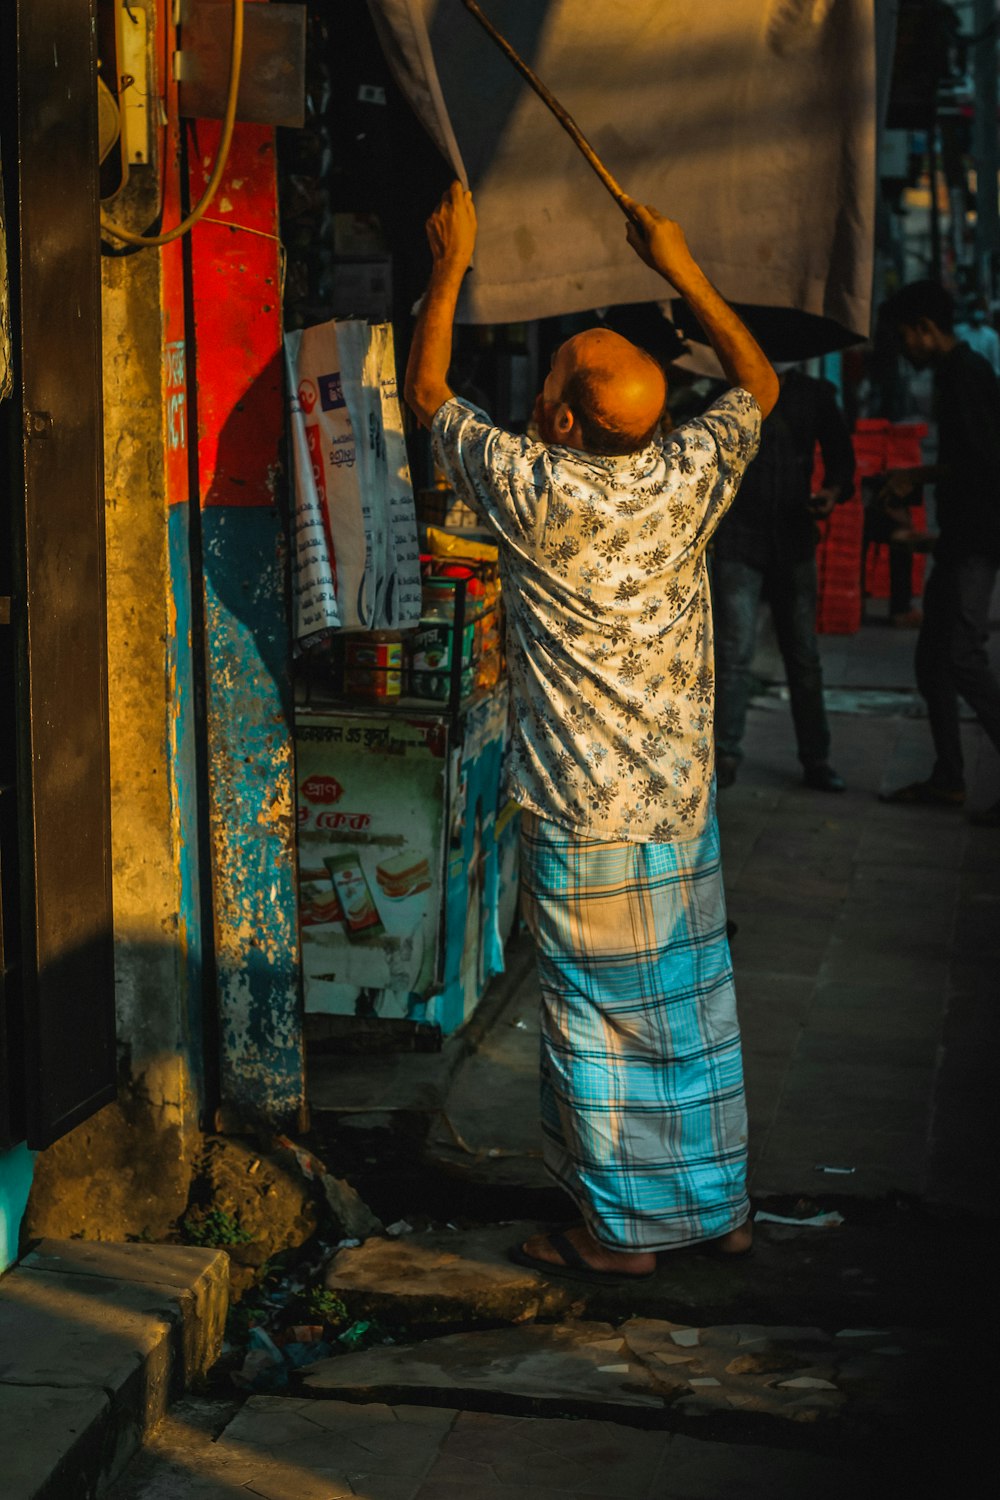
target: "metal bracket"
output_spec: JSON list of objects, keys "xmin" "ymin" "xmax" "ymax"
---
[{"xmin": 177, "ymin": 0, "xmax": 306, "ymax": 128}]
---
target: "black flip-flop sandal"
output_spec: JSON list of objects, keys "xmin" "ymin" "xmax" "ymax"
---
[{"xmin": 507, "ymin": 1230, "xmax": 656, "ymax": 1284}]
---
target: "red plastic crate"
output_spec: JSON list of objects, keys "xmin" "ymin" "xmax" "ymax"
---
[
  {"xmin": 817, "ymin": 588, "xmax": 863, "ymax": 634},
  {"xmin": 811, "ymin": 422, "xmax": 929, "ymax": 632},
  {"xmin": 885, "ymin": 422, "xmax": 928, "ymax": 469}
]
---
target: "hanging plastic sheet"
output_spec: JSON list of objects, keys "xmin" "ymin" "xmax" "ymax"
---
[
  {"xmin": 367, "ymin": 0, "xmax": 877, "ymax": 347},
  {"xmin": 285, "ymin": 318, "xmax": 422, "ymax": 645}
]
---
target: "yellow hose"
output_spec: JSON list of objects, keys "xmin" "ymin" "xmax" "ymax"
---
[{"xmin": 100, "ymin": 0, "xmax": 244, "ymax": 248}]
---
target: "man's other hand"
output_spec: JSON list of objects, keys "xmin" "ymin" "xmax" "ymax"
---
[
  {"xmin": 623, "ymin": 197, "xmax": 695, "ymax": 289},
  {"xmin": 809, "ymin": 487, "xmax": 839, "ymax": 519},
  {"xmin": 426, "ymin": 181, "xmax": 477, "ymax": 278},
  {"xmin": 879, "ymin": 469, "xmax": 918, "ymax": 504}
]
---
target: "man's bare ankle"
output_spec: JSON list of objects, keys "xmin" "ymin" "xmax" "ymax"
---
[{"xmin": 717, "ymin": 1219, "xmax": 753, "ymax": 1253}]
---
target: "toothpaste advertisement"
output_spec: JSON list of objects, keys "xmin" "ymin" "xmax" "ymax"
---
[{"xmin": 295, "ymin": 712, "xmax": 448, "ymax": 1019}]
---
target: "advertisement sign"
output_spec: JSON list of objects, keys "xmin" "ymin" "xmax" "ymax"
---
[
  {"xmin": 296, "ymin": 712, "xmax": 448, "ymax": 1019},
  {"xmin": 284, "ymin": 318, "xmax": 422, "ymax": 647}
]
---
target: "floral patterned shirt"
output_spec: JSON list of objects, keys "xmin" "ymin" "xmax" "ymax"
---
[{"xmin": 431, "ymin": 388, "xmax": 761, "ymax": 843}]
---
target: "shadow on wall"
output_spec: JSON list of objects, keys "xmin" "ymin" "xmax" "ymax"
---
[{"xmin": 198, "ymin": 350, "xmax": 293, "ymax": 711}]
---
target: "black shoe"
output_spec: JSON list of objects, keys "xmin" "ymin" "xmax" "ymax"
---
[
  {"xmin": 802, "ymin": 762, "xmax": 846, "ymax": 793},
  {"xmin": 716, "ymin": 754, "xmax": 739, "ymax": 790},
  {"xmin": 879, "ymin": 779, "xmax": 964, "ymax": 808},
  {"xmin": 968, "ymin": 799, "xmax": 1000, "ymax": 827}
]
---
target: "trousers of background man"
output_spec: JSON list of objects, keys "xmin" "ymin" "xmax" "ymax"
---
[
  {"xmin": 915, "ymin": 554, "xmax": 1000, "ymax": 791},
  {"xmin": 713, "ymin": 554, "xmax": 831, "ymax": 768},
  {"xmin": 711, "ymin": 368, "xmax": 855, "ymax": 787}
]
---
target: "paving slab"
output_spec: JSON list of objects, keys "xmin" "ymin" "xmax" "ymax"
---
[
  {"xmin": 324, "ymin": 1224, "xmax": 581, "ymax": 1327},
  {"xmin": 0, "ymin": 1384, "xmax": 114, "ymax": 1500},
  {"xmin": 0, "ymin": 1241, "xmax": 228, "ymax": 1499},
  {"xmin": 106, "ymin": 1396, "xmax": 877, "ymax": 1500},
  {"xmin": 299, "ymin": 1316, "xmax": 942, "ymax": 1437},
  {"xmin": 20, "ymin": 1238, "xmax": 229, "ymax": 1385},
  {"xmin": 300, "ymin": 1321, "xmax": 666, "ymax": 1418}
]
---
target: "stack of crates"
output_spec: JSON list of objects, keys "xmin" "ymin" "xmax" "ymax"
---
[
  {"xmin": 863, "ymin": 422, "xmax": 929, "ymax": 601},
  {"xmin": 814, "ymin": 419, "xmax": 930, "ymax": 634},
  {"xmin": 813, "ymin": 422, "xmax": 875, "ymax": 634},
  {"xmin": 815, "ymin": 496, "xmax": 865, "ymax": 632}
]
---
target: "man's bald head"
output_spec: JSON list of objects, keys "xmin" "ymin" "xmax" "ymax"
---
[{"xmin": 536, "ymin": 328, "xmax": 668, "ymax": 456}]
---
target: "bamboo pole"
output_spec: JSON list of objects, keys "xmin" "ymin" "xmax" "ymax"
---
[{"xmin": 460, "ymin": 0, "xmax": 642, "ymax": 227}]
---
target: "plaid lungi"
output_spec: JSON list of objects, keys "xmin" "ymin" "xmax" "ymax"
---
[{"xmin": 520, "ymin": 811, "xmax": 749, "ymax": 1252}]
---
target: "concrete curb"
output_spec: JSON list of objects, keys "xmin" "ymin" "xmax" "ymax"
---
[{"xmin": 0, "ymin": 1239, "xmax": 229, "ymax": 1499}]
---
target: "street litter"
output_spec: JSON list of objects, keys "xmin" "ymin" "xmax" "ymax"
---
[
  {"xmin": 338, "ymin": 1319, "xmax": 372, "ymax": 1348},
  {"xmin": 814, "ymin": 1165, "xmax": 856, "ymax": 1175},
  {"xmin": 231, "ymin": 1323, "xmax": 335, "ymax": 1392},
  {"xmin": 274, "ymin": 1133, "xmax": 325, "ymax": 1181},
  {"xmin": 386, "ymin": 1219, "xmax": 413, "ymax": 1237},
  {"xmin": 670, "ymin": 1329, "xmax": 701, "ymax": 1347},
  {"xmin": 755, "ymin": 1209, "xmax": 845, "ymax": 1228}
]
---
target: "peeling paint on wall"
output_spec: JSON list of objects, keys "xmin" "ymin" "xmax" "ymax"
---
[{"xmin": 190, "ymin": 122, "xmax": 304, "ymax": 1129}]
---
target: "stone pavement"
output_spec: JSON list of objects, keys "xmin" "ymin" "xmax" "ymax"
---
[
  {"xmin": 0, "ymin": 1240, "xmax": 228, "ymax": 1499},
  {"xmin": 107, "ymin": 1395, "xmax": 867, "ymax": 1499}
]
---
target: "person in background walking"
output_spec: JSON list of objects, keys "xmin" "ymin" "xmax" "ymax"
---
[
  {"xmin": 955, "ymin": 297, "xmax": 1000, "ymax": 378},
  {"xmin": 879, "ymin": 281, "xmax": 1000, "ymax": 824},
  {"xmin": 712, "ymin": 366, "xmax": 855, "ymax": 792}
]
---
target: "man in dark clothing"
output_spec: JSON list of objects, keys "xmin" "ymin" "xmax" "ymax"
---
[
  {"xmin": 713, "ymin": 367, "xmax": 856, "ymax": 791},
  {"xmin": 879, "ymin": 281, "xmax": 1000, "ymax": 823}
]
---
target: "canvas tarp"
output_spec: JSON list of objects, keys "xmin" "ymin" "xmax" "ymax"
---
[{"xmin": 368, "ymin": 0, "xmax": 877, "ymax": 346}]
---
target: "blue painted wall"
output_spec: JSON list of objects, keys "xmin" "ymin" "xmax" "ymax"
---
[
  {"xmin": 0, "ymin": 1144, "xmax": 34, "ymax": 1274},
  {"xmin": 201, "ymin": 505, "xmax": 304, "ymax": 1130}
]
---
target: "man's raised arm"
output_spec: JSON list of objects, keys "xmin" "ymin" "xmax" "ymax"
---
[
  {"xmin": 404, "ymin": 182, "xmax": 477, "ymax": 430},
  {"xmin": 623, "ymin": 197, "xmax": 779, "ymax": 419}
]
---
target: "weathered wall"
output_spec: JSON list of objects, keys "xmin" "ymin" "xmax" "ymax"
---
[{"xmin": 189, "ymin": 120, "xmax": 304, "ymax": 1132}]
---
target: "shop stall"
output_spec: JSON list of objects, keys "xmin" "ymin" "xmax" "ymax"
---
[
  {"xmin": 286, "ymin": 316, "xmax": 519, "ymax": 1035},
  {"xmin": 295, "ymin": 682, "xmax": 519, "ymax": 1038}
]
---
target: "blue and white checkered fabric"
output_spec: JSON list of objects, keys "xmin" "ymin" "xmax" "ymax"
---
[{"xmin": 520, "ymin": 810, "xmax": 749, "ymax": 1252}]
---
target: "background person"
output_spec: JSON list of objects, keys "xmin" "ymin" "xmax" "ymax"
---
[
  {"xmin": 955, "ymin": 297, "xmax": 1000, "ymax": 378},
  {"xmin": 405, "ymin": 182, "xmax": 778, "ymax": 1281},
  {"xmin": 879, "ymin": 281, "xmax": 1000, "ymax": 824},
  {"xmin": 713, "ymin": 366, "xmax": 856, "ymax": 792}
]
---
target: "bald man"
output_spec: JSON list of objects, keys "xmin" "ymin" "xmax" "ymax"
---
[{"xmin": 406, "ymin": 183, "xmax": 777, "ymax": 1283}]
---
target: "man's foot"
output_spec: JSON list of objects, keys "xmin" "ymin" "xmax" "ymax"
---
[
  {"xmin": 716, "ymin": 753, "xmax": 739, "ymax": 790},
  {"xmin": 511, "ymin": 1224, "xmax": 655, "ymax": 1282},
  {"xmin": 890, "ymin": 608, "xmax": 923, "ymax": 629},
  {"xmin": 703, "ymin": 1219, "xmax": 754, "ymax": 1257},
  {"xmin": 802, "ymin": 762, "xmax": 846, "ymax": 793},
  {"xmin": 879, "ymin": 779, "xmax": 965, "ymax": 807},
  {"xmin": 968, "ymin": 799, "xmax": 1000, "ymax": 828}
]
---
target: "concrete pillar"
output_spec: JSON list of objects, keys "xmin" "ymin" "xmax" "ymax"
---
[{"xmin": 24, "ymin": 2, "xmax": 204, "ymax": 1240}]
